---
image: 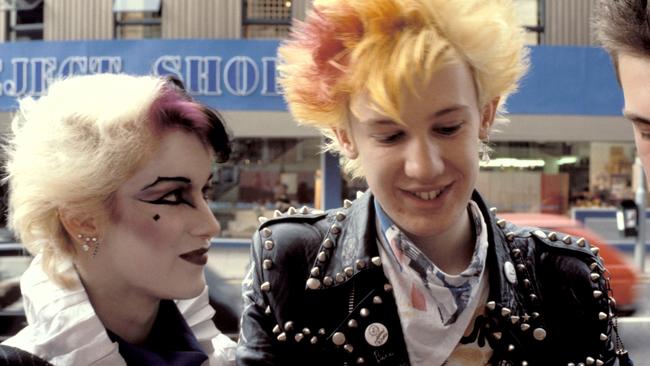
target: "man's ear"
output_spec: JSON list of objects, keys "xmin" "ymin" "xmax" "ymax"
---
[
  {"xmin": 332, "ymin": 127, "xmax": 358, "ymax": 159},
  {"xmin": 479, "ymin": 97, "xmax": 500, "ymax": 140},
  {"xmin": 58, "ymin": 208, "xmax": 99, "ymax": 243}
]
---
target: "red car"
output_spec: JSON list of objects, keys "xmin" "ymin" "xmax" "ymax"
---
[{"xmin": 500, "ymin": 213, "xmax": 640, "ymax": 314}]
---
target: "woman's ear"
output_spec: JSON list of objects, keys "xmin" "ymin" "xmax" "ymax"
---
[
  {"xmin": 58, "ymin": 208, "xmax": 99, "ymax": 243},
  {"xmin": 479, "ymin": 97, "xmax": 500, "ymax": 140},
  {"xmin": 332, "ymin": 127, "xmax": 359, "ymax": 159}
]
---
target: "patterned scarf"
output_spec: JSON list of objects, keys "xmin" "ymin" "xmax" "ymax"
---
[{"xmin": 374, "ymin": 199, "xmax": 489, "ymax": 365}]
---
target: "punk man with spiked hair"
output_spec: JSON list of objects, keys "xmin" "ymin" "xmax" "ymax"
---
[{"xmin": 238, "ymin": 0, "xmax": 625, "ymax": 364}]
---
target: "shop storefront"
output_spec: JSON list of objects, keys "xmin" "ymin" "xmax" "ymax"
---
[{"xmin": 0, "ymin": 40, "xmax": 630, "ymax": 240}]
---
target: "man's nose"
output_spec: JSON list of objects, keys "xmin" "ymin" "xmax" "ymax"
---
[{"xmin": 403, "ymin": 140, "xmax": 444, "ymax": 180}]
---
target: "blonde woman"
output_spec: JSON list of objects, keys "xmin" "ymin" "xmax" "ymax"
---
[
  {"xmin": 1, "ymin": 74, "xmax": 236, "ymax": 365},
  {"xmin": 237, "ymin": 0, "xmax": 625, "ymax": 365}
]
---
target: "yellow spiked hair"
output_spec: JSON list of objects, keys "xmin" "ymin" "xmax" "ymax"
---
[{"xmin": 278, "ymin": 0, "xmax": 528, "ymax": 177}]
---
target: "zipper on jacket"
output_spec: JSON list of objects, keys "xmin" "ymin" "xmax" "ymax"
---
[
  {"xmin": 348, "ymin": 283, "xmax": 355, "ymax": 313},
  {"xmin": 343, "ymin": 283, "xmax": 356, "ymax": 366}
]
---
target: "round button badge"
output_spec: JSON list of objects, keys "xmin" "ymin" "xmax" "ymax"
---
[
  {"xmin": 364, "ymin": 322, "xmax": 389, "ymax": 347},
  {"xmin": 504, "ymin": 261, "xmax": 517, "ymax": 284}
]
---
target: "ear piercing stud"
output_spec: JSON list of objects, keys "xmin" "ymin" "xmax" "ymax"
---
[{"xmin": 77, "ymin": 234, "xmax": 99, "ymax": 256}]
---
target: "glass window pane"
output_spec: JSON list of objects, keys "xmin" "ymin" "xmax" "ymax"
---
[
  {"xmin": 209, "ymin": 137, "xmax": 321, "ymax": 239},
  {"xmin": 477, "ymin": 141, "xmax": 636, "ymax": 213},
  {"xmin": 514, "ymin": 0, "xmax": 541, "ymax": 45},
  {"xmin": 113, "ymin": 0, "xmax": 161, "ymax": 13}
]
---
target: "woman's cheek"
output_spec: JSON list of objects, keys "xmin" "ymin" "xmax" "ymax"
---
[{"xmin": 127, "ymin": 212, "xmax": 179, "ymax": 248}]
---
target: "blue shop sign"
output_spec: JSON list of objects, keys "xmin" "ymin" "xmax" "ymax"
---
[
  {"xmin": 0, "ymin": 40, "xmax": 624, "ymax": 115},
  {"xmin": 0, "ymin": 39, "xmax": 283, "ymax": 111}
]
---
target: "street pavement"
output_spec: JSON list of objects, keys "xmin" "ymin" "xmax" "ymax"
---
[{"xmin": 617, "ymin": 273, "xmax": 650, "ymax": 365}]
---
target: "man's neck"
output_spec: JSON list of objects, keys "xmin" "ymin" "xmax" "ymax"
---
[{"xmin": 411, "ymin": 207, "xmax": 475, "ymax": 275}]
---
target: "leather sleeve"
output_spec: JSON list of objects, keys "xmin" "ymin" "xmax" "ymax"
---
[
  {"xmin": 0, "ymin": 345, "xmax": 54, "ymax": 366},
  {"xmin": 236, "ymin": 228, "xmax": 277, "ymax": 366},
  {"xmin": 534, "ymin": 235, "xmax": 619, "ymax": 365},
  {"xmin": 236, "ymin": 211, "xmax": 327, "ymax": 366}
]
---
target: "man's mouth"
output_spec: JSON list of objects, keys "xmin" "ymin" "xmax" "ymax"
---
[
  {"xmin": 179, "ymin": 247, "xmax": 209, "ymax": 266},
  {"xmin": 407, "ymin": 184, "xmax": 450, "ymax": 201}
]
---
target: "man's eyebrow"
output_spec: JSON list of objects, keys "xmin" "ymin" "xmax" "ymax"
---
[
  {"xmin": 363, "ymin": 105, "xmax": 470, "ymax": 125},
  {"xmin": 623, "ymin": 110, "xmax": 650, "ymax": 126},
  {"xmin": 364, "ymin": 118, "xmax": 398, "ymax": 126},
  {"xmin": 140, "ymin": 176, "xmax": 191, "ymax": 191},
  {"xmin": 430, "ymin": 104, "xmax": 471, "ymax": 119}
]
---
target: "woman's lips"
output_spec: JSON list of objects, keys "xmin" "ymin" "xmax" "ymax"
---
[{"xmin": 179, "ymin": 247, "xmax": 209, "ymax": 266}]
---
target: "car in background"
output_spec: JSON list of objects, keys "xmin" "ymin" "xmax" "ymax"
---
[{"xmin": 500, "ymin": 213, "xmax": 640, "ymax": 315}]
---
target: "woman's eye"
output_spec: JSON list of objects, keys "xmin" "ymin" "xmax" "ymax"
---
[
  {"xmin": 162, "ymin": 189, "xmax": 185, "ymax": 203},
  {"xmin": 141, "ymin": 188, "xmax": 194, "ymax": 207}
]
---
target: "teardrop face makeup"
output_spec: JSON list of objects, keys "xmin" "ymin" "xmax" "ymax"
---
[{"xmin": 97, "ymin": 129, "xmax": 221, "ymax": 301}]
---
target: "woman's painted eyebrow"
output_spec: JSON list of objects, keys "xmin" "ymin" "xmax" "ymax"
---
[{"xmin": 140, "ymin": 176, "xmax": 191, "ymax": 191}]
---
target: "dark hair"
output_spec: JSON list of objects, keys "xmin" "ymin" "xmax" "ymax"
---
[
  {"xmin": 594, "ymin": 0, "xmax": 650, "ymax": 73},
  {"xmin": 151, "ymin": 76, "xmax": 231, "ymax": 163}
]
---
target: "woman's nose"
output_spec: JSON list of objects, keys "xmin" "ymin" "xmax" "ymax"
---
[{"xmin": 191, "ymin": 199, "xmax": 221, "ymax": 239}]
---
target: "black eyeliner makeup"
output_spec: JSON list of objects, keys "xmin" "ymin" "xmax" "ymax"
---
[
  {"xmin": 138, "ymin": 188, "xmax": 196, "ymax": 208},
  {"xmin": 140, "ymin": 176, "xmax": 191, "ymax": 191}
]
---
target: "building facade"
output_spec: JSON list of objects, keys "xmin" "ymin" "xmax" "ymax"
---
[{"xmin": 0, "ymin": 0, "xmax": 634, "ymax": 240}]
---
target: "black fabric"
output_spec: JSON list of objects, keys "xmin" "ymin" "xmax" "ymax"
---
[
  {"xmin": 107, "ymin": 300, "xmax": 207, "ymax": 366},
  {"xmin": 0, "ymin": 345, "xmax": 53, "ymax": 366},
  {"xmin": 237, "ymin": 190, "xmax": 622, "ymax": 366}
]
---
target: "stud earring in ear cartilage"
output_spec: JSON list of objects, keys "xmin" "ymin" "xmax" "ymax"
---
[{"xmin": 77, "ymin": 234, "xmax": 98, "ymax": 254}]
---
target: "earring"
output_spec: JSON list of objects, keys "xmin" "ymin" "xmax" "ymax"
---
[
  {"xmin": 76, "ymin": 234, "xmax": 100, "ymax": 257},
  {"xmin": 479, "ymin": 140, "xmax": 490, "ymax": 164}
]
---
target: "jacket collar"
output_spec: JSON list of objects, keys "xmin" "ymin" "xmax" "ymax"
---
[
  {"xmin": 303, "ymin": 191, "xmax": 381, "ymax": 290},
  {"xmin": 307, "ymin": 190, "xmax": 515, "ymax": 310}
]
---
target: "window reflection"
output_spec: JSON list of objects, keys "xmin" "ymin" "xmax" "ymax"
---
[{"xmin": 209, "ymin": 137, "xmax": 321, "ymax": 238}]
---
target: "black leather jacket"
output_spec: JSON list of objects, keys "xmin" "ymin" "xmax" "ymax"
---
[{"xmin": 237, "ymin": 191, "xmax": 621, "ymax": 365}]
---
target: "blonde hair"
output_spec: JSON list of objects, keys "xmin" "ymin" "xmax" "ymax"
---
[
  {"xmin": 4, "ymin": 74, "xmax": 230, "ymax": 287},
  {"xmin": 278, "ymin": 0, "xmax": 528, "ymax": 177}
]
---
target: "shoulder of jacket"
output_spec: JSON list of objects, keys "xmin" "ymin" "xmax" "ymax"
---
[
  {"xmin": 258, "ymin": 205, "xmax": 329, "ymax": 229},
  {"xmin": 253, "ymin": 206, "xmax": 331, "ymax": 251},
  {"xmin": 495, "ymin": 218, "xmax": 601, "ymax": 259},
  {"xmin": 251, "ymin": 199, "xmax": 363, "ymax": 292},
  {"xmin": 486, "ymin": 210, "xmax": 615, "ymax": 364}
]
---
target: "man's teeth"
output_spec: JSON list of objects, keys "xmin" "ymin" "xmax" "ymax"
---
[{"xmin": 412, "ymin": 189, "xmax": 442, "ymax": 200}]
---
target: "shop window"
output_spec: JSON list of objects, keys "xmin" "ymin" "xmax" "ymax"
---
[
  {"xmin": 2, "ymin": 0, "xmax": 43, "ymax": 41},
  {"xmin": 477, "ymin": 141, "xmax": 637, "ymax": 214},
  {"xmin": 242, "ymin": 0, "xmax": 292, "ymax": 39},
  {"xmin": 208, "ymin": 137, "xmax": 321, "ymax": 239},
  {"xmin": 113, "ymin": 0, "xmax": 161, "ymax": 39},
  {"xmin": 515, "ymin": 0, "xmax": 544, "ymax": 45}
]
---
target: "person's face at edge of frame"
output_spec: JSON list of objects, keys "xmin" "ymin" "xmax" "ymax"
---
[
  {"xmin": 619, "ymin": 53, "xmax": 650, "ymax": 176},
  {"xmin": 98, "ymin": 129, "xmax": 220, "ymax": 301},
  {"xmin": 335, "ymin": 62, "xmax": 497, "ymax": 247}
]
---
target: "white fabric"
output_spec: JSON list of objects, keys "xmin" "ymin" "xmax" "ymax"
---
[
  {"xmin": 2, "ymin": 255, "xmax": 236, "ymax": 366},
  {"xmin": 376, "ymin": 201, "xmax": 491, "ymax": 366},
  {"xmin": 444, "ymin": 285, "xmax": 492, "ymax": 366}
]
